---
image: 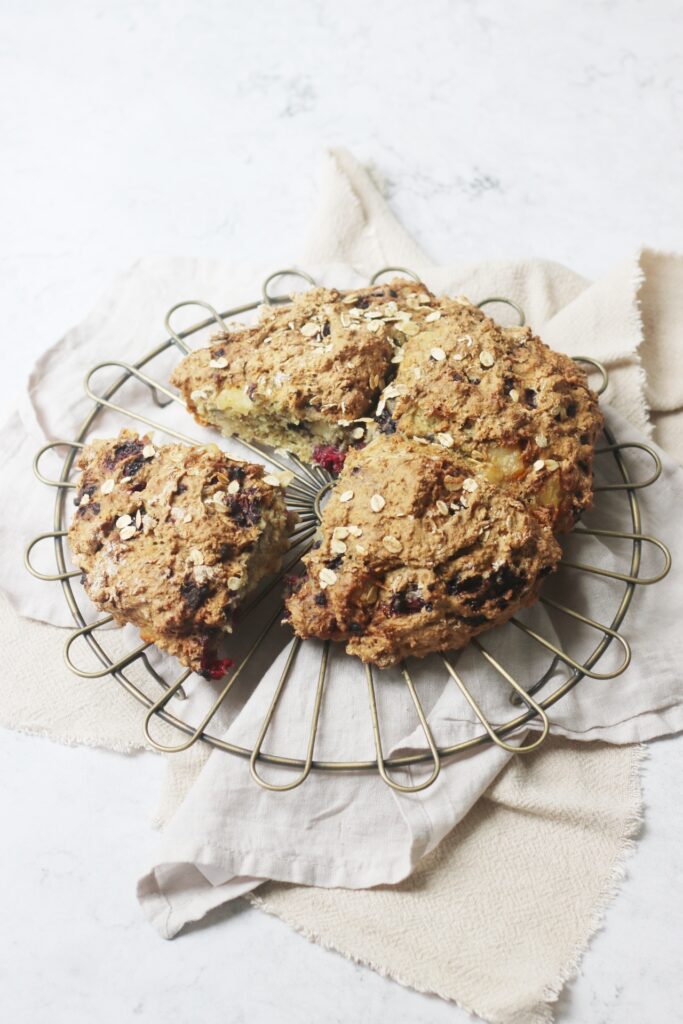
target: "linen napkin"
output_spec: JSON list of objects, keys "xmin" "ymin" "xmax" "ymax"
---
[
  {"xmin": 133, "ymin": 156, "xmax": 683, "ymax": 930},
  {"xmin": 250, "ymin": 738, "xmax": 645, "ymax": 1024},
  {"xmin": 2, "ymin": 147, "xmax": 682, "ymax": 1023}
]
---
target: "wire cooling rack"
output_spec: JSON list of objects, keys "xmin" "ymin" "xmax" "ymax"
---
[{"xmin": 25, "ymin": 268, "xmax": 672, "ymax": 793}]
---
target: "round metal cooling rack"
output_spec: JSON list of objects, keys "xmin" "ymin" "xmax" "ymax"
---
[{"xmin": 25, "ymin": 267, "xmax": 672, "ymax": 793}]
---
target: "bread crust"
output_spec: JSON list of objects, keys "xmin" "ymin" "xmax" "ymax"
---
[
  {"xmin": 170, "ymin": 280, "xmax": 429, "ymax": 461},
  {"xmin": 68, "ymin": 430, "xmax": 293, "ymax": 674},
  {"xmin": 75, "ymin": 276, "xmax": 606, "ymax": 671},
  {"xmin": 171, "ymin": 279, "xmax": 602, "ymax": 530},
  {"xmin": 386, "ymin": 292, "xmax": 603, "ymax": 531},
  {"xmin": 169, "ymin": 278, "xmax": 602, "ymax": 668},
  {"xmin": 285, "ymin": 435, "xmax": 561, "ymax": 668}
]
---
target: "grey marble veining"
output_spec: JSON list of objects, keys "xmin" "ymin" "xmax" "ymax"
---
[
  {"xmin": 2, "ymin": 0, "xmax": 683, "ymax": 407},
  {"xmin": 1, "ymin": 0, "xmax": 682, "ymax": 1020}
]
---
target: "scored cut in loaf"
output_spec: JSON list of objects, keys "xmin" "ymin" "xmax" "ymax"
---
[
  {"xmin": 168, "ymin": 277, "xmax": 603, "ymax": 668},
  {"xmin": 171, "ymin": 279, "xmax": 602, "ymax": 530},
  {"xmin": 169, "ymin": 279, "xmax": 430, "ymax": 469}
]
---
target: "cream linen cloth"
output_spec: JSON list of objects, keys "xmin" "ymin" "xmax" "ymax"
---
[
  {"xmin": 2, "ymin": 148, "xmax": 683, "ymax": 1022},
  {"xmin": 251, "ymin": 739, "xmax": 645, "ymax": 1024}
]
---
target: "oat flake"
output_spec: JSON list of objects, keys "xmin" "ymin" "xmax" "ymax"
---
[{"xmin": 319, "ymin": 568, "xmax": 338, "ymax": 588}]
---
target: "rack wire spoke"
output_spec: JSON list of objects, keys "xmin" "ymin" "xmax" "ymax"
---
[
  {"xmin": 559, "ymin": 532, "xmax": 671, "ymax": 585},
  {"xmin": 249, "ymin": 638, "xmax": 327, "ymax": 790},
  {"xmin": 365, "ymin": 663, "xmax": 441, "ymax": 793},
  {"xmin": 84, "ymin": 362, "xmax": 202, "ymax": 444},
  {"xmin": 262, "ymin": 268, "xmax": 318, "ymax": 305},
  {"xmin": 143, "ymin": 604, "xmax": 284, "ymax": 754},
  {"xmin": 572, "ymin": 356, "xmax": 609, "ymax": 395},
  {"xmin": 472, "ymin": 639, "xmax": 551, "ymax": 747},
  {"xmin": 593, "ymin": 461, "xmax": 662, "ymax": 491},
  {"xmin": 288, "ymin": 533, "xmax": 317, "ymax": 551},
  {"xmin": 25, "ymin": 531, "xmax": 81, "ymax": 581},
  {"xmin": 33, "ymin": 440, "xmax": 83, "ymax": 488},
  {"xmin": 287, "ymin": 499, "xmax": 319, "ymax": 514},
  {"xmin": 570, "ymin": 524, "xmax": 671, "ymax": 581},
  {"xmin": 59, "ymin": 614, "xmax": 189, "ymax": 697},
  {"xmin": 477, "ymin": 296, "xmax": 526, "ymax": 327},
  {"xmin": 369, "ymin": 266, "xmax": 421, "ymax": 285},
  {"xmin": 290, "ymin": 456, "xmax": 331, "ymax": 492},
  {"xmin": 594, "ymin": 440, "xmax": 662, "ymax": 482},
  {"xmin": 508, "ymin": 655, "xmax": 564, "ymax": 706},
  {"xmin": 286, "ymin": 524, "xmax": 318, "ymax": 544},
  {"xmin": 283, "ymin": 479, "xmax": 320, "ymax": 503},
  {"xmin": 539, "ymin": 596, "xmax": 632, "ymax": 667},
  {"xmin": 64, "ymin": 614, "xmax": 114, "ymax": 633},
  {"xmin": 508, "ymin": 616, "xmax": 630, "ymax": 680},
  {"xmin": 167, "ymin": 667, "xmax": 192, "ymax": 696},
  {"xmin": 137, "ymin": 656, "xmax": 190, "ymax": 701},
  {"xmin": 440, "ymin": 655, "xmax": 548, "ymax": 753},
  {"xmin": 24, "ymin": 275, "xmax": 672, "ymax": 790},
  {"xmin": 165, "ymin": 299, "xmax": 231, "ymax": 356},
  {"xmin": 90, "ymin": 360, "xmax": 183, "ymax": 408},
  {"xmin": 64, "ymin": 623, "xmax": 152, "ymax": 679},
  {"xmin": 286, "ymin": 533, "xmax": 317, "ymax": 553}
]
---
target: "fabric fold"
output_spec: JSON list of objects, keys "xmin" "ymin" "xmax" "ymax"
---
[{"xmin": 3, "ymin": 147, "xmax": 683, "ymax": 1023}]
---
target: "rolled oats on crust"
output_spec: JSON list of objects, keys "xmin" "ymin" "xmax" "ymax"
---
[
  {"xmin": 385, "ymin": 291, "xmax": 603, "ymax": 531},
  {"xmin": 169, "ymin": 276, "xmax": 603, "ymax": 667},
  {"xmin": 170, "ymin": 279, "xmax": 428, "ymax": 468},
  {"xmin": 67, "ymin": 430, "xmax": 294, "ymax": 676},
  {"xmin": 285, "ymin": 435, "xmax": 561, "ymax": 668}
]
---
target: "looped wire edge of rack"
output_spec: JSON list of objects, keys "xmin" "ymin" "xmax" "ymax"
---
[{"xmin": 25, "ymin": 267, "xmax": 672, "ymax": 793}]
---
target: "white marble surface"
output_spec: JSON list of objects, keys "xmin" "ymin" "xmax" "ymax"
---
[
  {"xmin": 1, "ymin": 729, "xmax": 682, "ymax": 1023},
  {"xmin": 1, "ymin": 0, "xmax": 682, "ymax": 1021}
]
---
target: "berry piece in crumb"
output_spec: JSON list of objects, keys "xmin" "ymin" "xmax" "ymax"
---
[
  {"xmin": 375, "ymin": 408, "xmax": 397, "ymax": 435},
  {"xmin": 312, "ymin": 444, "xmax": 347, "ymax": 476},
  {"xmin": 283, "ymin": 573, "xmax": 305, "ymax": 597},
  {"xmin": 200, "ymin": 648, "xmax": 235, "ymax": 680},
  {"xmin": 388, "ymin": 590, "xmax": 428, "ymax": 616}
]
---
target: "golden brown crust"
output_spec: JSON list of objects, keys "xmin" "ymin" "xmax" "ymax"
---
[
  {"xmin": 285, "ymin": 435, "xmax": 561, "ymax": 668},
  {"xmin": 380, "ymin": 293, "xmax": 603, "ymax": 532},
  {"xmin": 167, "ymin": 276, "xmax": 603, "ymax": 668},
  {"xmin": 171, "ymin": 279, "xmax": 602, "ymax": 528},
  {"xmin": 67, "ymin": 430, "xmax": 293, "ymax": 675},
  {"xmin": 169, "ymin": 279, "xmax": 431, "ymax": 461}
]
